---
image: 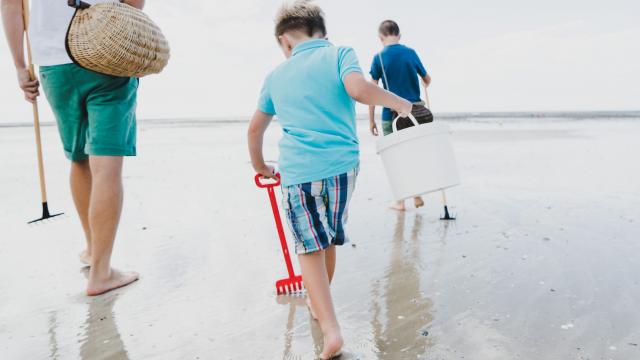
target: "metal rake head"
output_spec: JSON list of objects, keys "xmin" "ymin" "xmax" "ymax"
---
[
  {"xmin": 28, "ymin": 202, "xmax": 64, "ymax": 225},
  {"xmin": 276, "ymin": 275, "xmax": 304, "ymax": 295},
  {"xmin": 440, "ymin": 205, "xmax": 456, "ymax": 221}
]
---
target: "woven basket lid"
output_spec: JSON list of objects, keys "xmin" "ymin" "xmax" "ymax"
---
[{"xmin": 66, "ymin": 2, "xmax": 170, "ymax": 78}]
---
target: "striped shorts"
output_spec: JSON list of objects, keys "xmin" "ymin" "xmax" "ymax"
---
[{"xmin": 282, "ymin": 167, "xmax": 359, "ymax": 254}]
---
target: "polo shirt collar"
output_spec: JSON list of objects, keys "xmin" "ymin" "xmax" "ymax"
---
[{"xmin": 292, "ymin": 38, "xmax": 331, "ymax": 56}]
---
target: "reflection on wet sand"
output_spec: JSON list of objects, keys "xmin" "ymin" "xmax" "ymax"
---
[
  {"xmin": 371, "ymin": 212, "xmax": 435, "ymax": 359},
  {"xmin": 79, "ymin": 291, "xmax": 129, "ymax": 360},
  {"xmin": 48, "ymin": 311, "xmax": 59, "ymax": 360}
]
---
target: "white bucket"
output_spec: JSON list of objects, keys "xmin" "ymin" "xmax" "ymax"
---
[{"xmin": 376, "ymin": 114, "xmax": 460, "ymax": 201}]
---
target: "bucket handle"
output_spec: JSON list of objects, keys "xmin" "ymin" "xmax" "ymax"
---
[{"xmin": 392, "ymin": 112, "xmax": 420, "ymax": 133}]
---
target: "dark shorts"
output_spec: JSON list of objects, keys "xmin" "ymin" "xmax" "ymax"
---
[{"xmin": 382, "ymin": 104, "xmax": 434, "ymax": 136}]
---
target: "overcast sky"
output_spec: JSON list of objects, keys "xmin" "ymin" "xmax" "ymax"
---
[{"xmin": 1, "ymin": 0, "xmax": 639, "ymax": 124}]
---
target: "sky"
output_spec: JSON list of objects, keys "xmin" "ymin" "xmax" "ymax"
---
[{"xmin": 1, "ymin": 0, "xmax": 639, "ymax": 124}]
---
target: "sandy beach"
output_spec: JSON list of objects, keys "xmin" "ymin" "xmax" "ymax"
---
[{"xmin": 1, "ymin": 116, "xmax": 639, "ymax": 359}]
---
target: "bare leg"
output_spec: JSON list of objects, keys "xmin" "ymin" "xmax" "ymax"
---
[
  {"xmin": 389, "ymin": 200, "xmax": 406, "ymax": 211},
  {"xmin": 325, "ymin": 245, "xmax": 336, "ymax": 283},
  {"xmin": 308, "ymin": 245, "xmax": 337, "ymax": 320},
  {"xmin": 86, "ymin": 156, "xmax": 139, "ymax": 296},
  {"xmin": 414, "ymin": 196, "xmax": 425, "ymax": 208},
  {"xmin": 299, "ymin": 251, "xmax": 343, "ymax": 359},
  {"xmin": 70, "ymin": 160, "xmax": 93, "ymax": 265}
]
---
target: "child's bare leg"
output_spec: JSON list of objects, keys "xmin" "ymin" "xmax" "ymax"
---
[
  {"xmin": 389, "ymin": 200, "xmax": 406, "ymax": 211},
  {"xmin": 299, "ymin": 251, "xmax": 343, "ymax": 359},
  {"xmin": 308, "ymin": 245, "xmax": 337, "ymax": 320},
  {"xmin": 325, "ymin": 245, "xmax": 336, "ymax": 283},
  {"xmin": 414, "ymin": 196, "xmax": 424, "ymax": 208}
]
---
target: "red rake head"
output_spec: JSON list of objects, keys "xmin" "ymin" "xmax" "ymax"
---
[{"xmin": 276, "ymin": 275, "xmax": 304, "ymax": 295}]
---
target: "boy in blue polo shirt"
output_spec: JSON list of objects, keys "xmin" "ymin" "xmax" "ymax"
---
[
  {"xmin": 368, "ymin": 20, "xmax": 433, "ymax": 211},
  {"xmin": 247, "ymin": 1, "xmax": 412, "ymax": 357}
]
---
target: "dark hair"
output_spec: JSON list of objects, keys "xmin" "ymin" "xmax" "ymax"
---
[
  {"xmin": 379, "ymin": 20, "xmax": 400, "ymax": 36},
  {"xmin": 275, "ymin": 1, "xmax": 327, "ymax": 38}
]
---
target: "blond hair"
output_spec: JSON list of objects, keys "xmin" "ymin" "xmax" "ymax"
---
[{"xmin": 275, "ymin": 0, "xmax": 327, "ymax": 38}]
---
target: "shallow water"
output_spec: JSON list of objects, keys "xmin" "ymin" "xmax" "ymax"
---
[{"xmin": 1, "ymin": 119, "xmax": 639, "ymax": 359}]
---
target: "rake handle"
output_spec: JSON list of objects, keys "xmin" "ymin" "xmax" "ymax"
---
[
  {"xmin": 22, "ymin": 0, "xmax": 48, "ymax": 205},
  {"xmin": 260, "ymin": 176, "xmax": 297, "ymax": 279}
]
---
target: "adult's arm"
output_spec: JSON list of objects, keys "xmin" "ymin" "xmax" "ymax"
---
[
  {"xmin": 344, "ymin": 72, "xmax": 412, "ymax": 117},
  {"xmin": 123, "ymin": 0, "xmax": 145, "ymax": 10},
  {"xmin": 247, "ymin": 109, "xmax": 277, "ymax": 179},
  {"xmin": 1, "ymin": 0, "xmax": 39, "ymax": 102}
]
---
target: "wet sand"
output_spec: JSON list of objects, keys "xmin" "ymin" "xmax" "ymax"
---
[{"xmin": 1, "ymin": 119, "xmax": 639, "ymax": 359}]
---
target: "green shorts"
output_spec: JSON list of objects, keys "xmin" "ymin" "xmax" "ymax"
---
[{"xmin": 40, "ymin": 64, "xmax": 138, "ymax": 161}]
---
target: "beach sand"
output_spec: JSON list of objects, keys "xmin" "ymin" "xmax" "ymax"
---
[{"xmin": 1, "ymin": 118, "xmax": 639, "ymax": 359}]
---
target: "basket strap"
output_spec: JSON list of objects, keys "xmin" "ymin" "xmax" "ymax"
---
[
  {"xmin": 68, "ymin": 0, "xmax": 91, "ymax": 9},
  {"xmin": 378, "ymin": 52, "xmax": 390, "ymax": 91}
]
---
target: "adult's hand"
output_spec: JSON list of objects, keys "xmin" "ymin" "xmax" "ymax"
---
[{"xmin": 17, "ymin": 67, "xmax": 39, "ymax": 103}]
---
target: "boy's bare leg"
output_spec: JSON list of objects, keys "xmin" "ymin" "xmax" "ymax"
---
[
  {"xmin": 307, "ymin": 245, "xmax": 337, "ymax": 320},
  {"xmin": 299, "ymin": 251, "xmax": 343, "ymax": 359},
  {"xmin": 71, "ymin": 160, "xmax": 93, "ymax": 265},
  {"xmin": 86, "ymin": 156, "xmax": 139, "ymax": 296},
  {"xmin": 389, "ymin": 200, "xmax": 406, "ymax": 211},
  {"xmin": 414, "ymin": 196, "xmax": 425, "ymax": 208}
]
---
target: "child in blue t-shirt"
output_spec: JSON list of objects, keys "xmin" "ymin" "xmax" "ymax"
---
[
  {"xmin": 368, "ymin": 19, "xmax": 433, "ymax": 211},
  {"xmin": 247, "ymin": 2, "xmax": 412, "ymax": 358}
]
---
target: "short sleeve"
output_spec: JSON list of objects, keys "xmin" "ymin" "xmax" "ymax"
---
[
  {"xmin": 257, "ymin": 75, "xmax": 276, "ymax": 115},
  {"xmin": 338, "ymin": 47, "xmax": 363, "ymax": 81},
  {"xmin": 369, "ymin": 54, "xmax": 382, "ymax": 81},
  {"xmin": 413, "ymin": 50, "xmax": 427, "ymax": 78}
]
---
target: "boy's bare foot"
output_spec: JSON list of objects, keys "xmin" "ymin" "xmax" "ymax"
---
[
  {"xmin": 307, "ymin": 296, "xmax": 318, "ymax": 320},
  {"xmin": 86, "ymin": 268, "xmax": 139, "ymax": 296},
  {"xmin": 79, "ymin": 250, "xmax": 91, "ymax": 265},
  {"xmin": 389, "ymin": 201, "xmax": 406, "ymax": 211},
  {"xmin": 320, "ymin": 327, "xmax": 343, "ymax": 359},
  {"xmin": 414, "ymin": 197, "xmax": 425, "ymax": 208}
]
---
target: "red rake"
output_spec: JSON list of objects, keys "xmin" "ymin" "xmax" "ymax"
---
[{"xmin": 255, "ymin": 173, "xmax": 304, "ymax": 295}]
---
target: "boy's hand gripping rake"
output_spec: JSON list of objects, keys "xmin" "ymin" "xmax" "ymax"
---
[
  {"xmin": 255, "ymin": 174, "xmax": 304, "ymax": 295},
  {"xmin": 22, "ymin": 0, "xmax": 64, "ymax": 224}
]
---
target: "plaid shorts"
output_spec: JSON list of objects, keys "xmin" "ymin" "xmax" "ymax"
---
[{"xmin": 282, "ymin": 167, "xmax": 359, "ymax": 254}]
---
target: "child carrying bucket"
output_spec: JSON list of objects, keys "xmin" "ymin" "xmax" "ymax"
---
[
  {"xmin": 247, "ymin": 1, "xmax": 411, "ymax": 357},
  {"xmin": 368, "ymin": 20, "xmax": 433, "ymax": 211}
]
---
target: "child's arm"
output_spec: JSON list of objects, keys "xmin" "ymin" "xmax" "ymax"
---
[
  {"xmin": 343, "ymin": 72, "xmax": 412, "ymax": 117},
  {"xmin": 247, "ymin": 109, "xmax": 277, "ymax": 179},
  {"xmin": 422, "ymin": 74, "xmax": 432, "ymax": 88},
  {"xmin": 367, "ymin": 79, "xmax": 380, "ymax": 136}
]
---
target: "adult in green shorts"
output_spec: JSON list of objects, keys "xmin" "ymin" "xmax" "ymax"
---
[{"xmin": 2, "ymin": 0, "xmax": 145, "ymax": 296}]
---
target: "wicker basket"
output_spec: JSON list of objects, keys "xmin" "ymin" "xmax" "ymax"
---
[{"xmin": 65, "ymin": 1, "xmax": 170, "ymax": 78}]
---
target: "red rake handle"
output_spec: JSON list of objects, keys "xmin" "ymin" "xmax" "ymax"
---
[{"xmin": 256, "ymin": 173, "xmax": 296, "ymax": 279}]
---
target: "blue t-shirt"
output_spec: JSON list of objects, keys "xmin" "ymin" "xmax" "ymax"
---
[
  {"xmin": 258, "ymin": 39, "xmax": 363, "ymax": 187},
  {"xmin": 370, "ymin": 44, "xmax": 427, "ymax": 121}
]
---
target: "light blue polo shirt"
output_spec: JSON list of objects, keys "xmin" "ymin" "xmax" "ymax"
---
[{"xmin": 258, "ymin": 39, "xmax": 363, "ymax": 187}]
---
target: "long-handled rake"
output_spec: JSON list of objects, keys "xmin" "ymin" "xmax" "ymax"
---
[
  {"xmin": 21, "ymin": 0, "xmax": 64, "ymax": 224},
  {"xmin": 424, "ymin": 85, "xmax": 456, "ymax": 221},
  {"xmin": 255, "ymin": 173, "xmax": 304, "ymax": 295}
]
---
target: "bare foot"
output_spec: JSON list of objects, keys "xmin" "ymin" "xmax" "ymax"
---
[
  {"xmin": 389, "ymin": 201, "xmax": 406, "ymax": 211},
  {"xmin": 86, "ymin": 268, "xmax": 139, "ymax": 296},
  {"xmin": 414, "ymin": 197, "xmax": 425, "ymax": 208},
  {"xmin": 320, "ymin": 327, "xmax": 343, "ymax": 359},
  {"xmin": 307, "ymin": 296, "xmax": 318, "ymax": 320},
  {"xmin": 79, "ymin": 250, "xmax": 91, "ymax": 266}
]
